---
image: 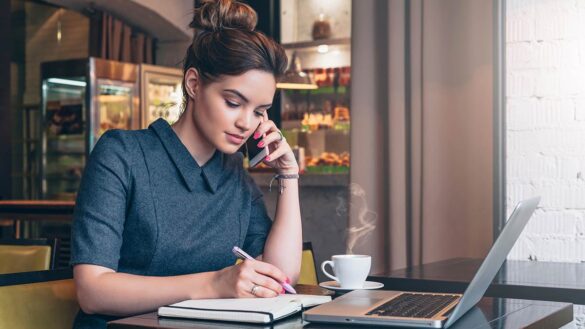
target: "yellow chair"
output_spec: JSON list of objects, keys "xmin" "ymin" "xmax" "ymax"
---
[
  {"xmin": 235, "ymin": 242, "xmax": 319, "ymax": 285},
  {"xmin": 0, "ymin": 268, "xmax": 79, "ymax": 329},
  {"xmin": 0, "ymin": 238, "xmax": 58, "ymax": 274},
  {"xmin": 297, "ymin": 242, "xmax": 318, "ymax": 285}
]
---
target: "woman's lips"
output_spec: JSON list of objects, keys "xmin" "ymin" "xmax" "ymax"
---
[{"xmin": 225, "ymin": 132, "xmax": 245, "ymax": 145}]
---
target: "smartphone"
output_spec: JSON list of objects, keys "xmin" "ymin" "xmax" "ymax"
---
[{"xmin": 246, "ymin": 130, "xmax": 269, "ymax": 167}]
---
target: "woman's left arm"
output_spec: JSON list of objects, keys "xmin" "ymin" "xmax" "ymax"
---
[
  {"xmin": 254, "ymin": 119, "xmax": 302, "ymax": 284},
  {"xmin": 262, "ymin": 172, "xmax": 301, "ymax": 284}
]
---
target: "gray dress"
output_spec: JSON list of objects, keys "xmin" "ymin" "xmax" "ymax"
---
[{"xmin": 70, "ymin": 119, "xmax": 272, "ymax": 329}]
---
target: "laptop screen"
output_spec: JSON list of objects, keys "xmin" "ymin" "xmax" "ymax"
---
[{"xmin": 443, "ymin": 197, "xmax": 539, "ymax": 328}]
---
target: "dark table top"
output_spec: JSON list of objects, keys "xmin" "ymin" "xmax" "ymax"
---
[
  {"xmin": 0, "ymin": 200, "xmax": 74, "ymax": 222},
  {"xmin": 107, "ymin": 285, "xmax": 573, "ymax": 329},
  {"xmin": 370, "ymin": 257, "xmax": 585, "ymax": 304}
]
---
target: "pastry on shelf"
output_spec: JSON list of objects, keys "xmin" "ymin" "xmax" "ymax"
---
[{"xmin": 306, "ymin": 152, "xmax": 350, "ymax": 167}]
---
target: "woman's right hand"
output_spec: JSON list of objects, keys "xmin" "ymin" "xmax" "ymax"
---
[{"xmin": 210, "ymin": 259, "xmax": 289, "ymax": 298}]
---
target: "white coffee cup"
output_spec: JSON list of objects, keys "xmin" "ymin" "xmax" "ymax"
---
[{"xmin": 321, "ymin": 254, "xmax": 371, "ymax": 289}]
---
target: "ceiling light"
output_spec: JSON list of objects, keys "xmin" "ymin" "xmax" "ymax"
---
[
  {"xmin": 46, "ymin": 78, "xmax": 87, "ymax": 87},
  {"xmin": 276, "ymin": 52, "xmax": 318, "ymax": 90}
]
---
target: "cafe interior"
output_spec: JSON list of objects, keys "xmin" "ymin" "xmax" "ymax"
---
[{"xmin": 0, "ymin": 0, "xmax": 584, "ymax": 328}]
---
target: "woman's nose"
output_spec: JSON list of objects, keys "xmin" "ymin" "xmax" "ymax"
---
[{"xmin": 235, "ymin": 111, "xmax": 253, "ymax": 131}]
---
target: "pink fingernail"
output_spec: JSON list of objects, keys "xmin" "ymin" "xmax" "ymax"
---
[
  {"xmin": 257, "ymin": 141, "xmax": 264, "ymax": 148},
  {"xmin": 253, "ymin": 132, "xmax": 260, "ymax": 139},
  {"xmin": 265, "ymin": 156, "xmax": 270, "ymax": 161},
  {"xmin": 285, "ymin": 277, "xmax": 291, "ymax": 284}
]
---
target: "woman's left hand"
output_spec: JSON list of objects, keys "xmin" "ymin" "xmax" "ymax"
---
[{"xmin": 253, "ymin": 115, "xmax": 299, "ymax": 175}]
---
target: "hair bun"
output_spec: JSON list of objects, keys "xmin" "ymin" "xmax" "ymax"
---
[{"xmin": 191, "ymin": 0, "xmax": 257, "ymax": 33}]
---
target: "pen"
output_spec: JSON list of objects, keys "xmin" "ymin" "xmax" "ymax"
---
[{"xmin": 232, "ymin": 246, "xmax": 297, "ymax": 294}]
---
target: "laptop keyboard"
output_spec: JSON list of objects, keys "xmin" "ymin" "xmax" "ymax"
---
[{"xmin": 365, "ymin": 293, "xmax": 459, "ymax": 318}]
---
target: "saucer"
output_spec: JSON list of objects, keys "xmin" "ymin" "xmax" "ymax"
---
[{"xmin": 319, "ymin": 280, "xmax": 384, "ymax": 292}]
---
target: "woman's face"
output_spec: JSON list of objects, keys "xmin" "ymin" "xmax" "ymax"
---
[{"xmin": 189, "ymin": 69, "xmax": 276, "ymax": 154}]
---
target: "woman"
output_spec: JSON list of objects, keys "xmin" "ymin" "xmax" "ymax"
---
[{"xmin": 70, "ymin": 1, "xmax": 301, "ymax": 328}]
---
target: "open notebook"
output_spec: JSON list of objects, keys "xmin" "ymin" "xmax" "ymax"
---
[{"xmin": 158, "ymin": 294, "xmax": 332, "ymax": 324}]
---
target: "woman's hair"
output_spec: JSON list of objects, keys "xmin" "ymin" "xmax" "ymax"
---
[{"xmin": 181, "ymin": 0, "xmax": 288, "ymax": 110}]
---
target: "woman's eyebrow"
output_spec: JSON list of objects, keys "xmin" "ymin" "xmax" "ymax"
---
[
  {"xmin": 224, "ymin": 89, "xmax": 272, "ymax": 108},
  {"xmin": 224, "ymin": 89, "xmax": 249, "ymax": 102}
]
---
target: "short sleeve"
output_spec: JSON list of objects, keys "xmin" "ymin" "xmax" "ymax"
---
[
  {"xmin": 70, "ymin": 130, "xmax": 134, "ymax": 271},
  {"xmin": 242, "ymin": 172, "xmax": 272, "ymax": 258}
]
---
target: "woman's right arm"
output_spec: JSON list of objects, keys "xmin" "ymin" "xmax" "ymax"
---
[
  {"xmin": 75, "ymin": 259, "xmax": 288, "ymax": 316},
  {"xmin": 74, "ymin": 264, "xmax": 214, "ymax": 315}
]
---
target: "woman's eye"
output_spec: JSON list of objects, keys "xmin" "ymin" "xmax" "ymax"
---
[
  {"xmin": 225, "ymin": 100, "xmax": 240, "ymax": 108},
  {"xmin": 254, "ymin": 111, "xmax": 264, "ymax": 117}
]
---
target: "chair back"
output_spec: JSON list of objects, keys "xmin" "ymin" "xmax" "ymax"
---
[
  {"xmin": 0, "ymin": 268, "xmax": 79, "ymax": 329},
  {"xmin": 298, "ymin": 242, "xmax": 319, "ymax": 285},
  {"xmin": 0, "ymin": 238, "xmax": 58, "ymax": 274}
]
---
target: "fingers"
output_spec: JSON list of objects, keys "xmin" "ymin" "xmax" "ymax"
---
[
  {"xmin": 250, "ymin": 118, "xmax": 298, "ymax": 170},
  {"xmin": 253, "ymin": 120, "xmax": 278, "ymax": 140},
  {"xmin": 256, "ymin": 131, "xmax": 285, "ymax": 157},
  {"xmin": 264, "ymin": 141, "xmax": 290, "ymax": 163},
  {"xmin": 257, "ymin": 131, "xmax": 282, "ymax": 148},
  {"xmin": 248, "ymin": 284, "xmax": 281, "ymax": 298},
  {"xmin": 253, "ymin": 124, "xmax": 290, "ymax": 163},
  {"xmin": 249, "ymin": 273, "xmax": 284, "ymax": 297},
  {"xmin": 238, "ymin": 260, "xmax": 289, "ymax": 298},
  {"xmin": 249, "ymin": 260, "xmax": 289, "ymax": 284}
]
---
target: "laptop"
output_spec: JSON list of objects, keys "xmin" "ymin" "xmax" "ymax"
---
[{"xmin": 304, "ymin": 197, "xmax": 540, "ymax": 328}]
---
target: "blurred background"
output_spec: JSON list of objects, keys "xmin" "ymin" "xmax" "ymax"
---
[{"xmin": 1, "ymin": 0, "xmax": 584, "ymax": 325}]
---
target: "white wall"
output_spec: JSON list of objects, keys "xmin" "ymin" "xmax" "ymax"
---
[
  {"xmin": 130, "ymin": 0, "xmax": 193, "ymax": 38},
  {"xmin": 506, "ymin": 0, "xmax": 585, "ymax": 327},
  {"xmin": 130, "ymin": 0, "xmax": 193, "ymax": 68}
]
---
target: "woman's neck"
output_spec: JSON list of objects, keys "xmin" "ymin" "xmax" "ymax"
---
[{"xmin": 171, "ymin": 111, "xmax": 216, "ymax": 166}]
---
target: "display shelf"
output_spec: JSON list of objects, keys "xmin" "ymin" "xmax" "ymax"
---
[
  {"xmin": 281, "ymin": 35, "xmax": 351, "ymax": 69},
  {"xmin": 282, "ymin": 86, "xmax": 348, "ymax": 95},
  {"xmin": 305, "ymin": 165, "xmax": 349, "ymax": 174},
  {"xmin": 282, "ymin": 37, "xmax": 350, "ymax": 50},
  {"xmin": 278, "ymin": 4, "xmax": 352, "ymax": 178}
]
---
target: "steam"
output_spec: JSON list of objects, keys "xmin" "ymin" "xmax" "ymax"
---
[
  {"xmin": 336, "ymin": 191, "xmax": 348, "ymax": 216},
  {"xmin": 336, "ymin": 183, "xmax": 377, "ymax": 254}
]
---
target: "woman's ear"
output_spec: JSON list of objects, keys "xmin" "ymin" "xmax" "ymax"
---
[{"xmin": 184, "ymin": 68, "xmax": 200, "ymax": 100}]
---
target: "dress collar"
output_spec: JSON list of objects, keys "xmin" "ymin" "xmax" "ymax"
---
[{"xmin": 150, "ymin": 118, "xmax": 223, "ymax": 193}]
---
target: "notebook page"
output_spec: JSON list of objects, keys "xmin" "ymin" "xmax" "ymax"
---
[
  {"xmin": 172, "ymin": 297, "xmax": 298, "ymax": 313},
  {"xmin": 271, "ymin": 294, "xmax": 332, "ymax": 308},
  {"xmin": 169, "ymin": 294, "xmax": 331, "ymax": 311}
]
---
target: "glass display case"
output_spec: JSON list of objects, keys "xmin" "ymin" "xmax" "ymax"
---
[
  {"xmin": 40, "ymin": 58, "xmax": 139, "ymax": 199},
  {"xmin": 92, "ymin": 80, "xmax": 135, "ymax": 142},
  {"xmin": 42, "ymin": 76, "xmax": 86, "ymax": 200},
  {"xmin": 139, "ymin": 64, "xmax": 183, "ymax": 127},
  {"xmin": 276, "ymin": 0, "xmax": 351, "ymax": 174}
]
